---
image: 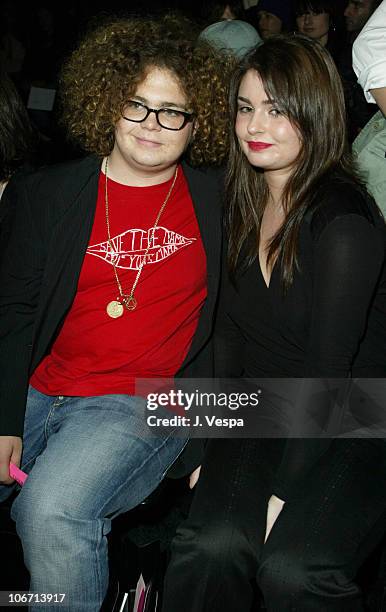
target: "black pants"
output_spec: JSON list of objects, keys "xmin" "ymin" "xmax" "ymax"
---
[{"xmin": 162, "ymin": 438, "xmax": 386, "ymax": 612}]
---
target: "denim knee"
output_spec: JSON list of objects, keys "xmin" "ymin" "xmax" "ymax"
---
[
  {"xmin": 12, "ymin": 482, "xmax": 99, "ymax": 550},
  {"xmin": 14, "ymin": 489, "xmax": 60, "ymax": 546}
]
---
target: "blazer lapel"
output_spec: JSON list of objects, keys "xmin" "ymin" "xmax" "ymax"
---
[
  {"xmin": 179, "ymin": 162, "xmax": 223, "ymax": 369},
  {"xmin": 31, "ymin": 157, "xmax": 101, "ymax": 369}
]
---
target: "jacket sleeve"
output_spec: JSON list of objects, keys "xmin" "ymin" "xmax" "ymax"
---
[
  {"xmin": 273, "ymin": 211, "xmax": 385, "ymax": 500},
  {"xmin": 0, "ymin": 177, "xmax": 46, "ymax": 437}
]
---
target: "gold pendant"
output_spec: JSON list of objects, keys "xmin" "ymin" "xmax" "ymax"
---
[
  {"xmin": 106, "ymin": 300, "xmax": 124, "ymax": 318},
  {"xmin": 123, "ymin": 295, "xmax": 137, "ymax": 311}
]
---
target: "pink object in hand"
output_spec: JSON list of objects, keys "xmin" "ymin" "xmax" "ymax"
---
[{"xmin": 9, "ymin": 462, "xmax": 28, "ymax": 486}]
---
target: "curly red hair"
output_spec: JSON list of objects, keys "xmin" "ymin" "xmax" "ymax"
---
[{"xmin": 60, "ymin": 16, "xmax": 233, "ymax": 166}]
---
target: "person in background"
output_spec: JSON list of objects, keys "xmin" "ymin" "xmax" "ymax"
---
[
  {"xmin": 352, "ymin": 0, "xmax": 386, "ymax": 216},
  {"xmin": 0, "ymin": 71, "xmax": 39, "ymax": 259},
  {"xmin": 161, "ymin": 34, "xmax": 386, "ymax": 612},
  {"xmin": 0, "ymin": 16, "xmax": 230, "ymax": 611},
  {"xmin": 338, "ymin": 0, "xmax": 382, "ymax": 141},
  {"xmin": 0, "ymin": 1, "xmax": 26, "ymax": 90},
  {"xmin": 344, "ymin": 0, "xmax": 382, "ymax": 35},
  {"xmin": 247, "ymin": 0, "xmax": 293, "ymax": 40},
  {"xmin": 199, "ymin": 18, "xmax": 262, "ymax": 58},
  {"xmin": 295, "ymin": 0, "xmax": 341, "ymax": 61},
  {"xmin": 203, "ymin": 1, "xmax": 246, "ymax": 24},
  {"xmin": 0, "ymin": 71, "xmax": 36, "ymax": 203}
]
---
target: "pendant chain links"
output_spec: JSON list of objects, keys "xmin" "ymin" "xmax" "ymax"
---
[{"xmin": 104, "ymin": 156, "xmax": 178, "ymax": 315}]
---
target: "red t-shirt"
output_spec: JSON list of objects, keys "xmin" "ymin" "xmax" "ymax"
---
[{"xmin": 31, "ymin": 166, "xmax": 207, "ymax": 396}]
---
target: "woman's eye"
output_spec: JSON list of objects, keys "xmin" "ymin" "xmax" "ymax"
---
[
  {"xmin": 237, "ymin": 106, "xmax": 253, "ymax": 114},
  {"xmin": 269, "ymin": 108, "xmax": 281, "ymax": 117}
]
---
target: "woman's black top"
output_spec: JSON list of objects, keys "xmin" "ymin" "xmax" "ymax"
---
[{"xmin": 215, "ymin": 174, "xmax": 386, "ymax": 500}]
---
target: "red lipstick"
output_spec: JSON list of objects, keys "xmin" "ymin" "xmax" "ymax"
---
[{"xmin": 248, "ymin": 142, "xmax": 273, "ymax": 151}]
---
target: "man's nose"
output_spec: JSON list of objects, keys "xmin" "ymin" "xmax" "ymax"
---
[{"xmin": 141, "ymin": 110, "xmax": 162, "ymax": 130}]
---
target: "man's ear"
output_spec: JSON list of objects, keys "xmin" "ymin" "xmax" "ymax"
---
[{"xmin": 184, "ymin": 120, "xmax": 198, "ymax": 152}]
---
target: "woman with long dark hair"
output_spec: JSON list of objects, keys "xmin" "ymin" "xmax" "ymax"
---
[
  {"xmin": 162, "ymin": 35, "xmax": 386, "ymax": 612},
  {"xmin": 294, "ymin": 0, "xmax": 341, "ymax": 60}
]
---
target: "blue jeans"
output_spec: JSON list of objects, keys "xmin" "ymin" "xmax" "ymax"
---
[{"xmin": 0, "ymin": 386, "xmax": 187, "ymax": 611}]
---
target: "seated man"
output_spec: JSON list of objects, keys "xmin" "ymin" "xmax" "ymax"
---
[
  {"xmin": 337, "ymin": 0, "xmax": 382, "ymax": 140},
  {"xmin": 0, "ymin": 16, "xmax": 230, "ymax": 611},
  {"xmin": 352, "ymin": 0, "xmax": 386, "ymax": 215}
]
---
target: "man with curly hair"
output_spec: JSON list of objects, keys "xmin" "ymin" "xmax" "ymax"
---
[{"xmin": 0, "ymin": 16, "xmax": 230, "ymax": 611}]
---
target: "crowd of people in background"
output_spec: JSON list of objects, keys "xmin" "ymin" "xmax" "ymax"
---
[
  {"xmin": 0, "ymin": 0, "xmax": 383, "ymax": 165},
  {"xmin": 0, "ymin": 0, "xmax": 382, "ymax": 161}
]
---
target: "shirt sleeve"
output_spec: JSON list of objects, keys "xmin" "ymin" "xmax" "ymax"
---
[
  {"xmin": 305, "ymin": 213, "xmax": 384, "ymax": 376},
  {"xmin": 0, "ymin": 177, "xmax": 45, "ymax": 436},
  {"xmin": 273, "ymin": 212, "xmax": 385, "ymax": 500},
  {"xmin": 352, "ymin": 0, "xmax": 386, "ymax": 103}
]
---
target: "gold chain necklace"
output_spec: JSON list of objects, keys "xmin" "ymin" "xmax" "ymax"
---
[{"xmin": 104, "ymin": 157, "xmax": 178, "ymax": 318}]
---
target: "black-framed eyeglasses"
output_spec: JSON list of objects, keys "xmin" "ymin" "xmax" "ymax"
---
[{"xmin": 122, "ymin": 100, "xmax": 195, "ymax": 131}]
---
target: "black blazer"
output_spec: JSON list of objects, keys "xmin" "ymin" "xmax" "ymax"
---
[{"xmin": 0, "ymin": 156, "xmax": 223, "ymax": 475}]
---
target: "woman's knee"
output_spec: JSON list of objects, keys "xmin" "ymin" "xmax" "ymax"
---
[
  {"xmin": 257, "ymin": 550, "xmax": 310, "ymax": 603},
  {"xmin": 257, "ymin": 549, "xmax": 359, "ymax": 608},
  {"xmin": 170, "ymin": 521, "xmax": 257, "ymax": 575}
]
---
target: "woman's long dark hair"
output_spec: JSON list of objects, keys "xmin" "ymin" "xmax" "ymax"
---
[
  {"xmin": 0, "ymin": 72, "xmax": 36, "ymax": 182},
  {"xmin": 226, "ymin": 35, "xmax": 362, "ymax": 288},
  {"xmin": 294, "ymin": 0, "xmax": 335, "ymax": 18}
]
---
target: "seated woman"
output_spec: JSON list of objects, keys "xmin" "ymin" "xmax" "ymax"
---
[{"xmin": 161, "ymin": 35, "xmax": 386, "ymax": 612}]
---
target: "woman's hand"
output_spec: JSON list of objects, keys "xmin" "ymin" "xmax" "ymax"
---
[
  {"xmin": 189, "ymin": 465, "xmax": 201, "ymax": 489},
  {"xmin": 264, "ymin": 494, "xmax": 285, "ymax": 543}
]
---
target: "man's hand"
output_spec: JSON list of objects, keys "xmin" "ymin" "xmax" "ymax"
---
[
  {"xmin": 264, "ymin": 494, "xmax": 285, "ymax": 543},
  {"xmin": 0, "ymin": 436, "xmax": 23, "ymax": 484}
]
